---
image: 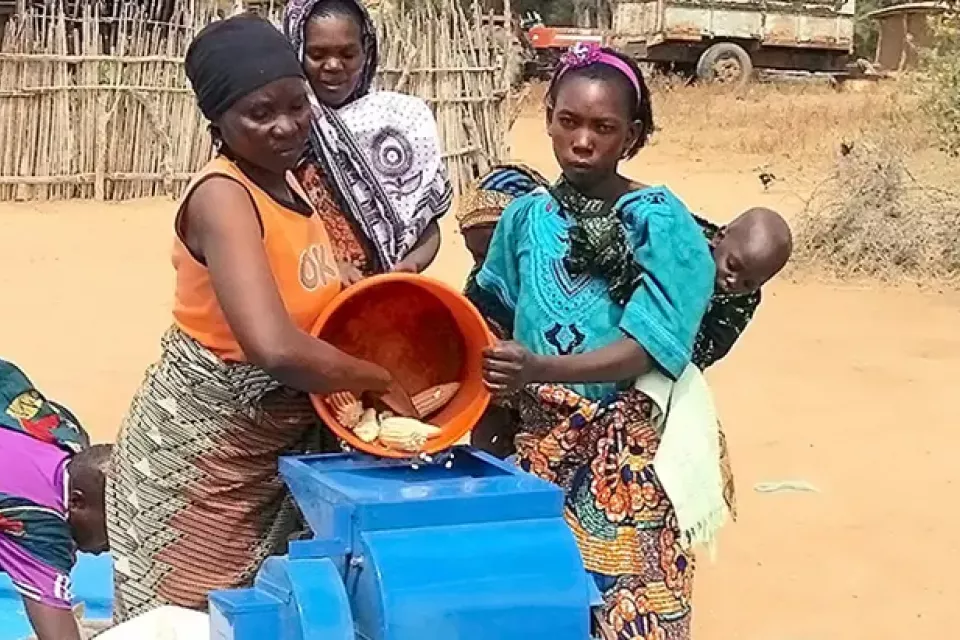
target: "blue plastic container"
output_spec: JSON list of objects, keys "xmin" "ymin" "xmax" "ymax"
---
[{"xmin": 0, "ymin": 552, "xmax": 112, "ymax": 640}]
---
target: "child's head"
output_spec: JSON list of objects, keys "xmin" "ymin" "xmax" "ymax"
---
[
  {"xmin": 546, "ymin": 45, "xmax": 653, "ymax": 192},
  {"xmin": 457, "ymin": 187, "xmax": 503, "ymax": 264},
  {"xmin": 711, "ymin": 208, "xmax": 793, "ymax": 295},
  {"xmin": 457, "ymin": 164, "xmax": 549, "ymax": 265},
  {"xmin": 67, "ymin": 443, "xmax": 112, "ymax": 555},
  {"xmin": 463, "ymin": 223, "xmax": 497, "ymax": 265}
]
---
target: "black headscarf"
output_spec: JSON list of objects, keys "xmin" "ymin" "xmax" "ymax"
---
[{"xmin": 185, "ymin": 14, "xmax": 306, "ymax": 122}]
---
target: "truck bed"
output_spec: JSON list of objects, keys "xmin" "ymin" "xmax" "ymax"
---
[{"xmin": 612, "ymin": 0, "xmax": 855, "ymax": 51}]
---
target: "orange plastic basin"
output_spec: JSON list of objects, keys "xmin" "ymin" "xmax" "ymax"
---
[{"xmin": 310, "ymin": 273, "xmax": 493, "ymax": 458}]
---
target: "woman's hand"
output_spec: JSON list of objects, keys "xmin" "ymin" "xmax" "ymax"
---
[
  {"xmin": 338, "ymin": 261, "xmax": 364, "ymax": 287},
  {"xmin": 482, "ymin": 341, "xmax": 542, "ymax": 395},
  {"xmin": 393, "ymin": 220, "xmax": 441, "ymax": 274},
  {"xmin": 391, "ymin": 260, "xmax": 419, "ymax": 274},
  {"xmin": 354, "ymin": 359, "xmax": 393, "ymax": 394},
  {"xmin": 372, "ymin": 379, "xmax": 420, "ymax": 418}
]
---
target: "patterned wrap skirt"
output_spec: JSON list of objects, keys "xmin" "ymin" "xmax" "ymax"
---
[
  {"xmin": 513, "ymin": 384, "xmax": 736, "ymax": 640},
  {"xmin": 105, "ymin": 327, "xmax": 336, "ymax": 622}
]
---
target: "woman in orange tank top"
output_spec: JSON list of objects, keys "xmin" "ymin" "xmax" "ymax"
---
[{"xmin": 105, "ymin": 15, "xmax": 399, "ymax": 622}]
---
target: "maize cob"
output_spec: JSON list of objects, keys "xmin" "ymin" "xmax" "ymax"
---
[
  {"xmin": 411, "ymin": 382, "xmax": 460, "ymax": 418},
  {"xmin": 378, "ymin": 417, "xmax": 442, "ymax": 453},
  {"xmin": 326, "ymin": 391, "xmax": 363, "ymax": 429},
  {"xmin": 354, "ymin": 409, "xmax": 380, "ymax": 443}
]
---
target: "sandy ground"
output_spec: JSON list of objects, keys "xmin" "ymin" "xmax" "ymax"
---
[{"xmin": 2, "ymin": 113, "xmax": 958, "ymax": 638}]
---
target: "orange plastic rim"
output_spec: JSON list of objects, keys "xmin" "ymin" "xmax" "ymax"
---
[{"xmin": 310, "ymin": 273, "xmax": 493, "ymax": 458}]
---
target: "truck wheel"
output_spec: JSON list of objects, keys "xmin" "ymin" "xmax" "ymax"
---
[{"xmin": 696, "ymin": 43, "xmax": 753, "ymax": 87}]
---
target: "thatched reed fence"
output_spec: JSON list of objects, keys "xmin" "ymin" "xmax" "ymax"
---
[{"xmin": 0, "ymin": 0, "xmax": 511, "ymax": 201}]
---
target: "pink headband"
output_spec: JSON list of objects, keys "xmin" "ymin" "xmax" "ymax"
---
[{"xmin": 555, "ymin": 43, "xmax": 642, "ymax": 105}]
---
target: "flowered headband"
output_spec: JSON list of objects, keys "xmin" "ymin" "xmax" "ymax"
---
[{"xmin": 555, "ymin": 43, "xmax": 642, "ymax": 105}]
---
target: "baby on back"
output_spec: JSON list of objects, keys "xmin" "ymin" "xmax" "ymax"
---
[
  {"xmin": 706, "ymin": 206, "xmax": 793, "ymax": 296},
  {"xmin": 458, "ymin": 165, "xmax": 791, "ymax": 299},
  {"xmin": 458, "ymin": 172, "xmax": 794, "ymax": 455},
  {"xmin": 693, "ymin": 206, "xmax": 793, "ymax": 369}
]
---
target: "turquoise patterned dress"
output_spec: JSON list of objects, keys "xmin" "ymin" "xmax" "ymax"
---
[{"xmin": 470, "ymin": 185, "xmax": 714, "ymax": 397}]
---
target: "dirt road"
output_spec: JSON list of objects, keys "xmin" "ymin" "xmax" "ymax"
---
[{"xmin": 1, "ymin": 113, "xmax": 957, "ymax": 638}]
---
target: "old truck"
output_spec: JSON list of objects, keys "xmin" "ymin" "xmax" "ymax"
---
[{"xmin": 608, "ymin": 0, "xmax": 856, "ymax": 84}]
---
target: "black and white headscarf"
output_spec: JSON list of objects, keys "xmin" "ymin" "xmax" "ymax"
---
[{"xmin": 283, "ymin": 0, "xmax": 453, "ymax": 270}]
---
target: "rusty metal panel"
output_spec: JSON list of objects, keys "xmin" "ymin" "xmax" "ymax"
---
[
  {"xmin": 663, "ymin": 5, "xmax": 763, "ymax": 39},
  {"xmin": 762, "ymin": 9, "xmax": 853, "ymax": 48},
  {"xmin": 661, "ymin": 7, "xmax": 711, "ymax": 38},
  {"xmin": 612, "ymin": 0, "xmax": 854, "ymax": 50},
  {"xmin": 710, "ymin": 8, "xmax": 765, "ymax": 38},
  {"xmin": 612, "ymin": 0, "xmax": 661, "ymax": 34}
]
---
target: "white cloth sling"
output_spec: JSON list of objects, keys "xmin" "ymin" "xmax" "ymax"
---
[{"xmin": 637, "ymin": 363, "xmax": 729, "ymax": 552}]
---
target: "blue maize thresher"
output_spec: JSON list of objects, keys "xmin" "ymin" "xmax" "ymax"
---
[{"xmin": 209, "ymin": 447, "xmax": 603, "ymax": 639}]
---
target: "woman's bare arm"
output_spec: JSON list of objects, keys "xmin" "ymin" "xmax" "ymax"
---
[
  {"xmin": 393, "ymin": 220, "xmax": 441, "ymax": 273},
  {"xmin": 482, "ymin": 338, "xmax": 653, "ymax": 394},
  {"xmin": 184, "ymin": 177, "xmax": 391, "ymax": 394},
  {"xmin": 534, "ymin": 338, "xmax": 653, "ymax": 383},
  {"xmin": 23, "ymin": 599, "xmax": 82, "ymax": 640},
  {"xmin": 532, "ymin": 338, "xmax": 653, "ymax": 383}
]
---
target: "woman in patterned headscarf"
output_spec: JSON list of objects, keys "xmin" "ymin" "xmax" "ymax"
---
[{"xmin": 283, "ymin": 0, "xmax": 453, "ymax": 283}]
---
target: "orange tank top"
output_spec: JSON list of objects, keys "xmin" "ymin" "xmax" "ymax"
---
[{"xmin": 172, "ymin": 156, "xmax": 341, "ymax": 362}]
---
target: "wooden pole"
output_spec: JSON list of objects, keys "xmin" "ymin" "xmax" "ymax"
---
[{"xmin": 0, "ymin": 0, "xmax": 509, "ymax": 202}]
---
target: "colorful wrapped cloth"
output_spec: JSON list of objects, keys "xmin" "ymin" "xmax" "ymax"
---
[
  {"xmin": 513, "ymin": 386, "xmax": 697, "ymax": 640},
  {"xmin": 106, "ymin": 327, "xmax": 335, "ymax": 622},
  {"xmin": 1, "ymin": 359, "xmax": 89, "ymax": 454},
  {"xmin": 510, "ymin": 371, "xmax": 734, "ymax": 640}
]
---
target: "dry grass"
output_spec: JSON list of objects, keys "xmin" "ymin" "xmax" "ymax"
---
[
  {"xmin": 522, "ymin": 75, "xmax": 928, "ymax": 164},
  {"xmin": 790, "ymin": 138, "xmax": 960, "ymax": 283},
  {"xmin": 668, "ymin": 79, "xmax": 960, "ymax": 284},
  {"xmin": 648, "ymin": 75, "xmax": 928, "ymax": 162}
]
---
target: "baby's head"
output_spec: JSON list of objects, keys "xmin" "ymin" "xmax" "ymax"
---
[
  {"xmin": 711, "ymin": 207, "xmax": 793, "ymax": 295},
  {"xmin": 546, "ymin": 45, "xmax": 653, "ymax": 192},
  {"xmin": 67, "ymin": 443, "xmax": 112, "ymax": 555}
]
